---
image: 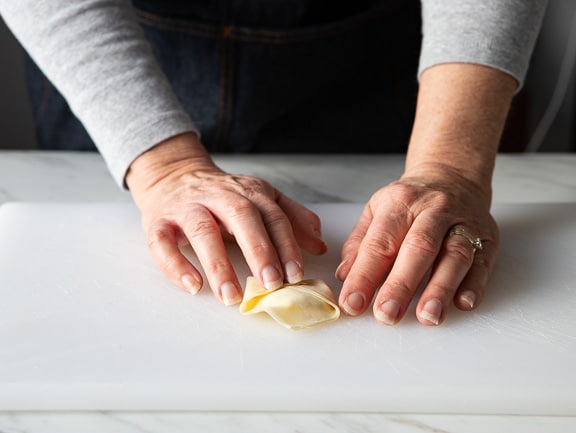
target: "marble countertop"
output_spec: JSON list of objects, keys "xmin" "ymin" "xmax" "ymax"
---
[
  {"xmin": 2, "ymin": 151, "xmax": 576, "ymax": 204},
  {"xmin": 1, "ymin": 151, "xmax": 575, "ymax": 433}
]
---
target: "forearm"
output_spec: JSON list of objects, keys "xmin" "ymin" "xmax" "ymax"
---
[
  {"xmin": 405, "ymin": 63, "xmax": 517, "ymax": 197},
  {"xmin": 411, "ymin": 0, "xmax": 549, "ymax": 197}
]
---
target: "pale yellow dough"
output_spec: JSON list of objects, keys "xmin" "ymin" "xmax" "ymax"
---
[{"xmin": 239, "ymin": 277, "xmax": 340, "ymax": 330}]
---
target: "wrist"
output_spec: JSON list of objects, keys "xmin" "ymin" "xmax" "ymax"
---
[
  {"xmin": 404, "ymin": 145, "xmax": 496, "ymax": 197},
  {"xmin": 125, "ymin": 132, "xmax": 215, "ymax": 192},
  {"xmin": 401, "ymin": 160, "xmax": 493, "ymax": 204},
  {"xmin": 404, "ymin": 63, "xmax": 517, "ymax": 196}
]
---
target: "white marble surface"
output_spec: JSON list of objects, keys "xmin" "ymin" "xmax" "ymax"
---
[
  {"xmin": 1, "ymin": 151, "xmax": 576, "ymax": 433},
  {"xmin": 0, "ymin": 412, "xmax": 575, "ymax": 433}
]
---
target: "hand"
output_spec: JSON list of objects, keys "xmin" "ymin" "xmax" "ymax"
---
[
  {"xmin": 126, "ymin": 133, "xmax": 327, "ymax": 305},
  {"xmin": 336, "ymin": 165, "xmax": 498, "ymax": 326},
  {"xmin": 337, "ymin": 63, "xmax": 516, "ymax": 326}
]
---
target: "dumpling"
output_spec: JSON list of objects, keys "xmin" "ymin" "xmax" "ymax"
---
[{"xmin": 239, "ymin": 277, "xmax": 340, "ymax": 330}]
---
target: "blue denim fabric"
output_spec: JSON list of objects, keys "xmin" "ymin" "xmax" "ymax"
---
[
  {"xmin": 26, "ymin": 0, "xmax": 421, "ymax": 154},
  {"xmin": 25, "ymin": 54, "xmax": 96, "ymax": 151}
]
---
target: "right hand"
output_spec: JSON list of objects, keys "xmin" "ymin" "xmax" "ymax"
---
[{"xmin": 125, "ymin": 132, "xmax": 327, "ymax": 305}]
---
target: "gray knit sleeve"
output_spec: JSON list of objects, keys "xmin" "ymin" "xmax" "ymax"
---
[
  {"xmin": 0, "ymin": 0, "xmax": 199, "ymax": 187},
  {"xmin": 419, "ymin": 0, "xmax": 549, "ymax": 89}
]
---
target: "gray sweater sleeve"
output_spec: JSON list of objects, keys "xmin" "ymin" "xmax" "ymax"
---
[
  {"xmin": 0, "ymin": 0, "xmax": 548, "ymax": 187},
  {"xmin": 0, "ymin": 0, "xmax": 199, "ymax": 187},
  {"xmin": 419, "ymin": 0, "xmax": 549, "ymax": 87}
]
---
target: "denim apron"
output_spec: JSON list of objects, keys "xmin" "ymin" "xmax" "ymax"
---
[{"xmin": 25, "ymin": 0, "xmax": 422, "ymax": 154}]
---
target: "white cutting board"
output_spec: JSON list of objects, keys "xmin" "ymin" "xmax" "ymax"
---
[{"xmin": 0, "ymin": 202, "xmax": 575, "ymax": 415}]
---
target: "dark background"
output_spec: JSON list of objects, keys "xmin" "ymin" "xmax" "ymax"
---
[{"xmin": 1, "ymin": 1, "xmax": 575, "ymax": 152}]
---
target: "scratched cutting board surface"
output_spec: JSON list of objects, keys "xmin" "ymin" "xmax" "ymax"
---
[{"xmin": 0, "ymin": 202, "xmax": 575, "ymax": 415}]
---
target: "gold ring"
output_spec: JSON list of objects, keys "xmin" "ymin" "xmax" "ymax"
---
[{"xmin": 449, "ymin": 227, "xmax": 483, "ymax": 253}]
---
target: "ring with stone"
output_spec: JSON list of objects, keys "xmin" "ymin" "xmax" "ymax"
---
[{"xmin": 449, "ymin": 226, "xmax": 483, "ymax": 253}]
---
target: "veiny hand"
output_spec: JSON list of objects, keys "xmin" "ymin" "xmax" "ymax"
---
[
  {"xmin": 336, "ymin": 165, "xmax": 498, "ymax": 326},
  {"xmin": 127, "ymin": 133, "xmax": 327, "ymax": 306}
]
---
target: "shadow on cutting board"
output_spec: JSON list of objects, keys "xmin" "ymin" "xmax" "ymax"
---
[{"xmin": 451, "ymin": 203, "xmax": 576, "ymax": 324}]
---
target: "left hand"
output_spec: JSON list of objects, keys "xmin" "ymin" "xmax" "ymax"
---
[{"xmin": 336, "ymin": 164, "xmax": 498, "ymax": 326}]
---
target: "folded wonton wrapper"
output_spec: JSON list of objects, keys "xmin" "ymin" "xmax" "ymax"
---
[{"xmin": 239, "ymin": 277, "xmax": 340, "ymax": 330}]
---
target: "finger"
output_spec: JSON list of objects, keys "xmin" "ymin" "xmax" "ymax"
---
[
  {"xmin": 182, "ymin": 205, "xmax": 243, "ymax": 306},
  {"xmin": 335, "ymin": 203, "xmax": 373, "ymax": 281},
  {"xmin": 414, "ymin": 228, "xmax": 476, "ymax": 326},
  {"xmin": 276, "ymin": 193, "xmax": 327, "ymax": 256},
  {"xmin": 338, "ymin": 206, "xmax": 410, "ymax": 316},
  {"xmin": 372, "ymin": 213, "xmax": 448, "ymax": 325},
  {"xmin": 335, "ymin": 252, "xmax": 357, "ymax": 283},
  {"xmin": 260, "ymin": 203, "xmax": 305, "ymax": 285},
  {"xmin": 146, "ymin": 219, "xmax": 204, "ymax": 295},
  {"xmin": 454, "ymin": 237, "xmax": 498, "ymax": 311},
  {"xmin": 209, "ymin": 196, "xmax": 286, "ymax": 290}
]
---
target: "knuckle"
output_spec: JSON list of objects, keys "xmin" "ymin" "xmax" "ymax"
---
[
  {"xmin": 425, "ymin": 281, "xmax": 454, "ymax": 298},
  {"xmin": 444, "ymin": 241, "xmax": 475, "ymax": 265},
  {"xmin": 163, "ymin": 255, "xmax": 184, "ymax": 274},
  {"xmin": 186, "ymin": 218, "xmax": 219, "ymax": 239},
  {"xmin": 362, "ymin": 235, "xmax": 398, "ymax": 262},
  {"xmin": 348, "ymin": 272, "xmax": 383, "ymax": 293},
  {"xmin": 402, "ymin": 231, "xmax": 438, "ymax": 257},
  {"xmin": 204, "ymin": 258, "xmax": 231, "ymax": 276},
  {"xmin": 147, "ymin": 227, "xmax": 171, "ymax": 248},
  {"xmin": 250, "ymin": 241, "xmax": 275, "ymax": 257},
  {"xmin": 263, "ymin": 209, "xmax": 290, "ymax": 231},
  {"xmin": 382, "ymin": 277, "xmax": 414, "ymax": 300},
  {"xmin": 225, "ymin": 197, "xmax": 258, "ymax": 220}
]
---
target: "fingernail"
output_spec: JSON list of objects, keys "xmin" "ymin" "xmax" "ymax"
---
[
  {"xmin": 285, "ymin": 260, "xmax": 303, "ymax": 284},
  {"xmin": 181, "ymin": 274, "xmax": 201, "ymax": 294},
  {"xmin": 343, "ymin": 292, "xmax": 366, "ymax": 316},
  {"xmin": 312, "ymin": 225, "xmax": 323, "ymax": 238},
  {"xmin": 375, "ymin": 300, "xmax": 401, "ymax": 325},
  {"xmin": 221, "ymin": 281, "xmax": 242, "ymax": 306},
  {"xmin": 420, "ymin": 299, "xmax": 443, "ymax": 325},
  {"xmin": 335, "ymin": 256, "xmax": 350, "ymax": 280},
  {"xmin": 262, "ymin": 265, "xmax": 283, "ymax": 291},
  {"xmin": 311, "ymin": 225, "xmax": 328, "ymax": 251},
  {"xmin": 459, "ymin": 290, "xmax": 476, "ymax": 310}
]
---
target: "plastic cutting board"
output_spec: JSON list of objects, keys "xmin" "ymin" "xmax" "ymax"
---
[{"xmin": 0, "ymin": 202, "xmax": 575, "ymax": 414}]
